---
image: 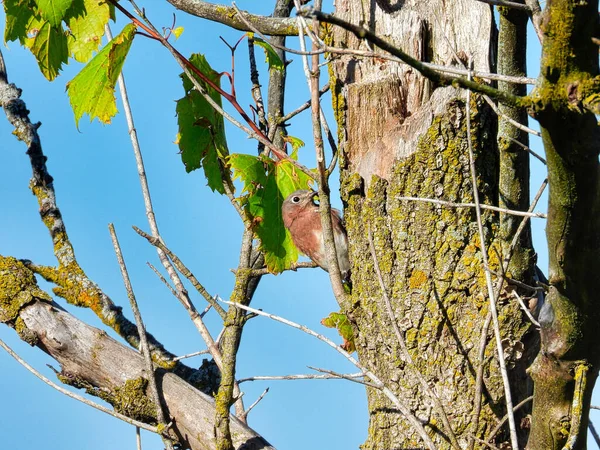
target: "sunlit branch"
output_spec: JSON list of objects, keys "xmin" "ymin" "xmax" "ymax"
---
[
  {"xmin": 465, "ymin": 63, "xmax": 520, "ymax": 450},
  {"xmin": 300, "ymin": 9, "xmax": 528, "ymax": 109},
  {"xmin": 166, "ymin": 0, "xmax": 302, "ymax": 36},
  {"xmin": 0, "ymin": 337, "xmax": 159, "ymax": 434},
  {"xmin": 397, "ymin": 197, "xmax": 546, "ymax": 218},
  {"xmin": 217, "ymin": 298, "xmax": 437, "ymax": 450},
  {"xmin": 109, "ymin": 224, "xmax": 175, "ymax": 450}
]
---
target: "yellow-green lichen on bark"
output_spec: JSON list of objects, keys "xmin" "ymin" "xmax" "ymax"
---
[
  {"xmin": 0, "ymin": 256, "xmax": 52, "ymax": 326},
  {"xmin": 112, "ymin": 377, "xmax": 158, "ymax": 423},
  {"xmin": 341, "ymin": 96, "xmax": 532, "ymax": 448}
]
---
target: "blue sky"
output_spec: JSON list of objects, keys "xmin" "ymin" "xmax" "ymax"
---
[{"xmin": 0, "ymin": 2, "xmax": 595, "ymax": 449}]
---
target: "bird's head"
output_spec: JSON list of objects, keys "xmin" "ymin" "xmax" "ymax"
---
[{"xmin": 282, "ymin": 190, "xmax": 318, "ymax": 227}]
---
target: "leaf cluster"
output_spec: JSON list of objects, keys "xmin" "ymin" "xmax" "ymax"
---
[{"xmin": 4, "ymin": 0, "xmax": 113, "ymax": 80}]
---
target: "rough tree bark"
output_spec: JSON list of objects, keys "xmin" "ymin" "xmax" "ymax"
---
[
  {"xmin": 528, "ymin": 0, "xmax": 600, "ymax": 448},
  {"xmin": 329, "ymin": 1, "xmax": 534, "ymax": 448}
]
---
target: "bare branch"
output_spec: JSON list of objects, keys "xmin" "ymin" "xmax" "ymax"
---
[
  {"xmin": 173, "ymin": 350, "xmax": 210, "ymax": 362},
  {"xmin": 109, "ymin": 224, "xmax": 175, "ymax": 450},
  {"xmin": 589, "ymin": 421, "xmax": 600, "ymax": 448},
  {"xmin": 524, "ymin": 0, "xmax": 544, "ymax": 42},
  {"xmin": 483, "ymin": 94, "xmax": 541, "ymax": 136},
  {"xmin": 299, "ymin": 9, "xmax": 529, "ymax": 108},
  {"xmin": 397, "ymin": 196, "xmax": 546, "ymax": 218},
  {"xmin": 512, "ymin": 291, "xmax": 541, "ymax": 328},
  {"xmin": 507, "ymin": 136, "xmax": 547, "ymax": 164},
  {"xmin": 0, "ymin": 48, "xmax": 182, "ymax": 370},
  {"xmin": 295, "ymin": 0, "xmax": 348, "ymax": 305},
  {"xmin": 134, "ymin": 226, "xmax": 226, "ymax": 319},
  {"xmin": 307, "ymin": 366, "xmax": 378, "ymax": 388},
  {"xmin": 475, "ymin": 0, "xmax": 530, "ymax": 10},
  {"xmin": 0, "ymin": 336, "xmax": 159, "ymax": 433},
  {"xmin": 238, "ymin": 372, "xmax": 365, "ymax": 383},
  {"xmin": 240, "ymin": 388, "xmax": 269, "ymax": 421},
  {"xmin": 279, "ymin": 85, "xmax": 330, "ymax": 124},
  {"xmin": 486, "ymin": 396, "xmax": 534, "ymax": 442},
  {"xmin": 245, "ymin": 261, "xmax": 318, "ymax": 277},
  {"xmin": 166, "ymin": 0, "xmax": 301, "ymax": 36},
  {"xmin": 465, "ymin": 62, "xmax": 519, "ymax": 450},
  {"xmin": 218, "ymin": 298, "xmax": 438, "ymax": 450}
]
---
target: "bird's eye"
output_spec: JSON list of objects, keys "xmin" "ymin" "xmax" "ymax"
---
[{"xmin": 292, "ymin": 196, "xmax": 301, "ymax": 203}]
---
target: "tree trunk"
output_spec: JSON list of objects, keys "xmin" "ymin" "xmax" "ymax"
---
[{"xmin": 329, "ymin": 1, "xmax": 534, "ymax": 447}]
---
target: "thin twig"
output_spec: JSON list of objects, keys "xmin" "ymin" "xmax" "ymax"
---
[
  {"xmin": 507, "ymin": 136, "xmax": 547, "ymax": 164},
  {"xmin": 512, "ymin": 291, "xmax": 541, "ymax": 328},
  {"xmin": 469, "ymin": 435, "xmax": 501, "ymax": 450},
  {"xmin": 308, "ymin": 366, "xmax": 379, "ymax": 388},
  {"xmin": 397, "ymin": 196, "xmax": 546, "ymax": 218},
  {"xmin": 173, "ymin": 350, "xmax": 211, "ymax": 362},
  {"xmin": 147, "ymin": 262, "xmax": 178, "ymax": 297},
  {"xmin": 238, "ymin": 372, "xmax": 364, "ymax": 383},
  {"xmin": 475, "ymin": 0, "xmax": 531, "ymax": 10},
  {"xmin": 103, "ymin": 25, "xmax": 239, "ymax": 412},
  {"xmin": 295, "ymin": 0, "xmax": 348, "ymax": 305},
  {"xmin": 134, "ymin": 226, "xmax": 226, "ymax": 319},
  {"xmin": 279, "ymin": 85, "xmax": 330, "ymax": 124},
  {"xmin": 486, "ymin": 396, "xmax": 533, "ymax": 442},
  {"xmin": 368, "ymin": 228, "xmax": 460, "ymax": 449},
  {"xmin": 299, "ymin": 9, "xmax": 528, "ymax": 109},
  {"xmin": 245, "ymin": 261, "xmax": 318, "ymax": 276},
  {"xmin": 109, "ymin": 224, "xmax": 175, "ymax": 450},
  {"xmin": 235, "ymin": 4, "xmax": 535, "ymax": 87},
  {"xmin": 217, "ymin": 298, "xmax": 437, "ymax": 450},
  {"xmin": 470, "ymin": 178, "xmax": 547, "ymax": 446},
  {"xmin": 0, "ymin": 48, "xmax": 176, "ymax": 367},
  {"xmin": 0, "ymin": 337, "xmax": 158, "ymax": 433},
  {"xmin": 589, "ymin": 421, "xmax": 600, "ymax": 449},
  {"xmin": 111, "ymin": 0, "xmax": 315, "ymax": 181},
  {"xmin": 465, "ymin": 61, "xmax": 520, "ymax": 450},
  {"xmin": 136, "ymin": 427, "xmax": 142, "ymax": 450},
  {"xmin": 483, "ymin": 95, "xmax": 541, "ymax": 136},
  {"xmin": 240, "ymin": 388, "xmax": 269, "ymax": 421},
  {"xmin": 320, "ymin": 106, "xmax": 338, "ymax": 171}
]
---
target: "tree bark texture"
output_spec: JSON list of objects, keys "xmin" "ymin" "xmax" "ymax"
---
[
  {"xmin": 528, "ymin": 0, "xmax": 600, "ymax": 448},
  {"xmin": 0, "ymin": 256, "xmax": 274, "ymax": 450},
  {"xmin": 329, "ymin": 1, "xmax": 534, "ymax": 448}
]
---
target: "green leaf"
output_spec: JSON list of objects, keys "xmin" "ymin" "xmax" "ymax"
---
[
  {"xmin": 34, "ymin": 0, "xmax": 73, "ymax": 27},
  {"xmin": 4, "ymin": 0, "xmax": 36, "ymax": 44},
  {"xmin": 172, "ymin": 26, "xmax": 184, "ymax": 40},
  {"xmin": 29, "ymin": 20, "xmax": 69, "ymax": 81},
  {"xmin": 284, "ymin": 135, "xmax": 305, "ymax": 156},
  {"xmin": 230, "ymin": 153, "xmax": 313, "ymax": 273},
  {"xmin": 321, "ymin": 312, "xmax": 356, "ymax": 353},
  {"xmin": 249, "ymin": 33, "xmax": 284, "ymax": 72},
  {"xmin": 176, "ymin": 53, "xmax": 228, "ymax": 193},
  {"xmin": 65, "ymin": 0, "xmax": 111, "ymax": 63},
  {"xmin": 66, "ymin": 23, "xmax": 136, "ymax": 125}
]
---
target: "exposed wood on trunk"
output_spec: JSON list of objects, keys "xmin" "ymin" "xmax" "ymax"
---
[{"xmin": 330, "ymin": 1, "xmax": 533, "ymax": 447}]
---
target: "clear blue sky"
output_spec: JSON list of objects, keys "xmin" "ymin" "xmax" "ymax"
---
[{"xmin": 0, "ymin": 2, "xmax": 595, "ymax": 450}]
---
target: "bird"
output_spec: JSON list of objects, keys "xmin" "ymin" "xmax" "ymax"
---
[{"xmin": 282, "ymin": 190, "xmax": 350, "ymax": 279}]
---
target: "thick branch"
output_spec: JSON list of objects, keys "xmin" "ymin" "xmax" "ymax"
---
[
  {"xmin": 165, "ymin": 0, "xmax": 301, "ymax": 36},
  {"xmin": 12, "ymin": 301, "xmax": 274, "ymax": 450},
  {"xmin": 0, "ymin": 52, "xmax": 188, "ymax": 374},
  {"xmin": 301, "ymin": 9, "xmax": 528, "ymax": 108}
]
